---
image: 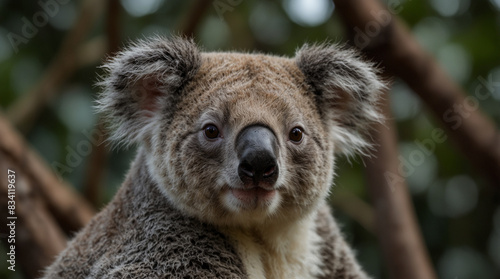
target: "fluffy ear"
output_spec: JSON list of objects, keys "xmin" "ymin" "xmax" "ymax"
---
[
  {"xmin": 96, "ymin": 36, "xmax": 201, "ymax": 145},
  {"xmin": 295, "ymin": 44, "xmax": 385, "ymax": 156}
]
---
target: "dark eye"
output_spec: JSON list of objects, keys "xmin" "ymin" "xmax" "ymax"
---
[
  {"xmin": 289, "ymin": 127, "xmax": 303, "ymax": 143},
  {"xmin": 204, "ymin": 124, "xmax": 219, "ymax": 139}
]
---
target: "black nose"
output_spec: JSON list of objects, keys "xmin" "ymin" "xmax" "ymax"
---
[{"xmin": 236, "ymin": 125, "xmax": 279, "ymax": 187}]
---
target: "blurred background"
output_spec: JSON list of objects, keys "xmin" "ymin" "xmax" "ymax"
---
[{"xmin": 1, "ymin": 0, "xmax": 500, "ymax": 278}]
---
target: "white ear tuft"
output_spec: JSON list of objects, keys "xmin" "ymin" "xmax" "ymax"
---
[
  {"xmin": 295, "ymin": 43, "xmax": 386, "ymax": 156},
  {"xmin": 95, "ymin": 36, "xmax": 201, "ymax": 146}
]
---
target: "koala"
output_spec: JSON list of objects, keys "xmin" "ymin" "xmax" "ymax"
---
[{"xmin": 42, "ymin": 36, "xmax": 383, "ymax": 279}]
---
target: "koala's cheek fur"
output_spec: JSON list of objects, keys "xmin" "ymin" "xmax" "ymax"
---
[
  {"xmin": 147, "ymin": 131, "xmax": 225, "ymax": 224},
  {"xmin": 280, "ymin": 135, "xmax": 334, "ymax": 212}
]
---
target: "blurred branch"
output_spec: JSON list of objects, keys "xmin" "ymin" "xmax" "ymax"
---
[
  {"xmin": 333, "ymin": 0, "xmax": 500, "ymax": 187},
  {"xmin": 333, "ymin": 1, "xmax": 439, "ymax": 277},
  {"xmin": 179, "ymin": 0, "xmax": 214, "ymax": 37},
  {"xmin": 364, "ymin": 85, "xmax": 437, "ymax": 279},
  {"xmin": 82, "ymin": 124, "xmax": 107, "ymax": 207},
  {"xmin": 0, "ymin": 113, "xmax": 95, "ymax": 234},
  {"xmin": 105, "ymin": 0, "xmax": 121, "ymax": 55},
  {"xmin": 82, "ymin": 0, "xmax": 121, "ymax": 207},
  {"xmin": 77, "ymin": 35, "xmax": 108, "ymax": 67},
  {"xmin": 0, "ymin": 156, "xmax": 66, "ymax": 279},
  {"xmin": 6, "ymin": 0, "xmax": 106, "ymax": 132},
  {"xmin": 330, "ymin": 189, "xmax": 375, "ymax": 233}
]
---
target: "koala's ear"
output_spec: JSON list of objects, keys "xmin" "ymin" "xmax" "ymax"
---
[
  {"xmin": 96, "ymin": 36, "xmax": 201, "ymax": 145},
  {"xmin": 295, "ymin": 44, "xmax": 385, "ymax": 156}
]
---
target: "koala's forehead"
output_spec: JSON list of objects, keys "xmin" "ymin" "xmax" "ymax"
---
[
  {"xmin": 196, "ymin": 52, "xmax": 305, "ymax": 91},
  {"xmin": 176, "ymin": 52, "xmax": 318, "ymax": 125}
]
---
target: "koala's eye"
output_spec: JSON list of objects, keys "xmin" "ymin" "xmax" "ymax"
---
[
  {"xmin": 289, "ymin": 127, "xmax": 303, "ymax": 143},
  {"xmin": 204, "ymin": 124, "xmax": 220, "ymax": 139}
]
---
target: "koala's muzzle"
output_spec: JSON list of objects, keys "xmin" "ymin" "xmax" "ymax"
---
[{"xmin": 236, "ymin": 126, "xmax": 279, "ymax": 188}]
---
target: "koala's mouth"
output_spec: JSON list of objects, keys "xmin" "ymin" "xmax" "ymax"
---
[
  {"xmin": 231, "ymin": 187, "xmax": 276, "ymax": 202},
  {"xmin": 228, "ymin": 186, "xmax": 278, "ymax": 210}
]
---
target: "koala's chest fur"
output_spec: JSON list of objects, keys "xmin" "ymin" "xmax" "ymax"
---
[{"xmin": 220, "ymin": 215, "xmax": 325, "ymax": 279}]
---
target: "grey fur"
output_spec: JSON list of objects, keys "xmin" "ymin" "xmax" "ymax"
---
[
  {"xmin": 42, "ymin": 151, "xmax": 368, "ymax": 279},
  {"xmin": 42, "ymin": 152, "xmax": 247, "ymax": 278},
  {"xmin": 42, "ymin": 36, "xmax": 384, "ymax": 278},
  {"xmin": 95, "ymin": 36, "xmax": 201, "ymax": 146},
  {"xmin": 296, "ymin": 44, "xmax": 384, "ymax": 156}
]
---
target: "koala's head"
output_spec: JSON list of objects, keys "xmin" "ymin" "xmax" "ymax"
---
[{"xmin": 98, "ymin": 36, "xmax": 384, "ymax": 227}]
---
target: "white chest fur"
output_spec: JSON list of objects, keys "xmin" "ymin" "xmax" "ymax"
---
[{"xmin": 220, "ymin": 214, "xmax": 325, "ymax": 279}]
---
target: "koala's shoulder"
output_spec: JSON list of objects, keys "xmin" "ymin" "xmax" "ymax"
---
[{"xmin": 42, "ymin": 169, "xmax": 247, "ymax": 279}]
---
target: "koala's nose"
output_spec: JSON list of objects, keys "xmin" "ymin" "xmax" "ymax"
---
[{"xmin": 236, "ymin": 126, "xmax": 279, "ymax": 187}]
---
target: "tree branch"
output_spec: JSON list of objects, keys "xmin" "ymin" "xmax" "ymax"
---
[
  {"xmin": 82, "ymin": 0, "xmax": 121, "ymax": 207},
  {"xmin": 0, "ymin": 155, "xmax": 67, "ymax": 279},
  {"xmin": 332, "ymin": 0, "xmax": 500, "ymax": 186},
  {"xmin": 0, "ymin": 113, "xmax": 95, "ymax": 234},
  {"xmin": 179, "ymin": 0, "xmax": 214, "ymax": 37},
  {"xmin": 330, "ymin": 189, "xmax": 375, "ymax": 234},
  {"xmin": 6, "ymin": 0, "xmax": 106, "ymax": 132},
  {"xmin": 365, "ymin": 86, "xmax": 437, "ymax": 279},
  {"xmin": 77, "ymin": 35, "xmax": 108, "ymax": 67}
]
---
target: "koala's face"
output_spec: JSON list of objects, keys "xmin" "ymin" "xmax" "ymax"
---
[
  {"xmin": 151, "ymin": 53, "xmax": 333, "ymax": 226},
  {"xmin": 98, "ymin": 37, "xmax": 383, "ymax": 227}
]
